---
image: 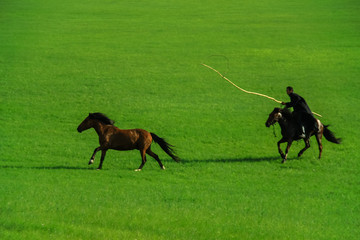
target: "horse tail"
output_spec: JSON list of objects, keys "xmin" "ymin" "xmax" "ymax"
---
[
  {"xmin": 150, "ymin": 133, "xmax": 180, "ymax": 162},
  {"xmin": 323, "ymin": 125, "xmax": 341, "ymax": 144}
]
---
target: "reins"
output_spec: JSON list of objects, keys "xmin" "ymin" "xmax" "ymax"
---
[{"xmin": 272, "ymin": 125, "xmax": 277, "ymax": 138}]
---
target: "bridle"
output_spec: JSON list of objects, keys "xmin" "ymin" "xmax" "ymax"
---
[{"xmin": 268, "ymin": 112, "xmax": 282, "ymax": 126}]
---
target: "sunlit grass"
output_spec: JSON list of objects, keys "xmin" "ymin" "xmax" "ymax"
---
[{"xmin": 1, "ymin": 0, "xmax": 359, "ymax": 239}]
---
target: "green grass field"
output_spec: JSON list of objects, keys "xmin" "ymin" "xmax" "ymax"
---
[{"xmin": 1, "ymin": 0, "xmax": 359, "ymax": 239}]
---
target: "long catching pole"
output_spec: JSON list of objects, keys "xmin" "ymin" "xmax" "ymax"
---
[{"xmin": 201, "ymin": 63, "xmax": 322, "ymax": 117}]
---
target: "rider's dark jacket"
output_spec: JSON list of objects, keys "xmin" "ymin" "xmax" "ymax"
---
[
  {"xmin": 285, "ymin": 92, "xmax": 318, "ymax": 133},
  {"xmin": 285, "ymin": 93, "xmax": 313, "ymax": 115}
]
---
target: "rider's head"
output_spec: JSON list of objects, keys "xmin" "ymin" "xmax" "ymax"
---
[{"xmin": 286, "ymin": 86, "xmax": 293, "ymax": 95}]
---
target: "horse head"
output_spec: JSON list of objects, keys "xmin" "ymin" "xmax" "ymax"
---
[
  {"xmin": 77, "ymin": 113, "xmax": 115, "ymax": 133},
  {"xmin": 265, "ymin": 108, "xmax": 283, "ymax": 127},
  {"xmin": 77, "ymin": 113, "xmax": 97, "ymax": 133}
]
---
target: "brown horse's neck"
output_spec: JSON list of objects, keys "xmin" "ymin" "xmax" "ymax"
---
[{"xmin": 92, "ymin": 121, "xmax": 106, "ymax": 137}]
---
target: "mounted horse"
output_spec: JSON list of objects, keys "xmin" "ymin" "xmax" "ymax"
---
[
  {"xmin": 265, "ymin": 108, "xmax": 341, "ymax": 163},
  {"xmin": 77, "ymin": 113, "xmax": 180, "ymax": 171}
]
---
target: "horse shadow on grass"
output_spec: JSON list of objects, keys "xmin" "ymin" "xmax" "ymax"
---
[
  {"xmin": 0, "ymin": 156, "xmax": 281, "ymax": 171},
  {"xmin": 0, "ymin": 165, "xmax": 93, "ymax": 171},
  {"xmin": 180, "ymin": 156, "xmax": 280, "ymax": 164}
]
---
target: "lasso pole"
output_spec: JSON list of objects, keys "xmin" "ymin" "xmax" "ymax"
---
[{"xmin": 201, "ymin": 63, "xmax": 322, "ymax": 117}]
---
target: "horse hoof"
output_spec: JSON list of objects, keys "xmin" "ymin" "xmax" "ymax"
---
[
  {"xmin": 281, "ymin": 159, "xmax": 286, "ymax": 164},
  {"xmin": 88, "ymin": 159, "xmax": 94, "ymax": 165},
  {"xmin": 96, "ymin": 168, "xmax": 101, "ymax": 170},
  {"xmin": 161, "ymin": 166, "xmax": 166, "ymax": 170},
  {"xmin": 134, "ymin": 169, "xmax": 142, "ymax": 172}
]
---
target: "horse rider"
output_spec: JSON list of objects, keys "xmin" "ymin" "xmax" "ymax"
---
[{"xmin": 281, "ymin": 86, "xmax": 318, "ymax": 138}]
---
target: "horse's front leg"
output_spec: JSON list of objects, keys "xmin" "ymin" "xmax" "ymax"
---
[
  {"xmin": 282, "ymin": 141, "xmax": 293, "ymax": 163},
  {"xmin": 97, "ymin": 150, "xmax": 107, "ymax": 170},
  {"xmin": 277, "ymin": 138, "xmax": 287, "ymax": 159},
  {"xmin": 298, "ymin": 139, "xmax": 310, "ymax": 158},
  {"xmin": 89, "ymin": 147, "xmax": 101, "ymax": 165}
]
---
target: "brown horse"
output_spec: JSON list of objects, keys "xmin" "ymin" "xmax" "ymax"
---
[
  {"xmin": 77, "ymin": 113, "xmax": 180, "ymax": 171},
  {"xmin": 265, "ymin": 108, "xmax": 341, "ymax": 163}
]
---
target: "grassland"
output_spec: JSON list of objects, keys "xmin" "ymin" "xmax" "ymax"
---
[{"xmin": 1, "ymin": 0, "xmax": 359, "ymax": 239}]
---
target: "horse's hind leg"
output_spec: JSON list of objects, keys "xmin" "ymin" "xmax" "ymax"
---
[
  {"xmin": 147, "ymin": 147, "xmax": 165, "ymax": 170},
  {"xmin": 298, "ymin": 139, "xmax": 310, "ymax": 158},
  {"xmin": 316, "ymin": 133, "xmax": 323, "ymax": 159},
  {"xmin": 135, "ymin": 148, "xmax": 147, "ymax": 171}
]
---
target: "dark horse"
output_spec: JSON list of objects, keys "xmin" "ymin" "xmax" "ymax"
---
[
  {"xmin": 265, "ymin": 108, "xmax": 341, "ymax": 163},
  {"xmin": 77, "ymin": 113, "xmax": 180, "ymax": 171}
]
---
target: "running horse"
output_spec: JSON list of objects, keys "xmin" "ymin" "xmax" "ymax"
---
[
  {"xmin": 265, "ymin": 108, "xmax": 341, "ymax": 163},
  {"xmin": 77, "ymin": 113, "xmax": 180, "ymax": 171}
]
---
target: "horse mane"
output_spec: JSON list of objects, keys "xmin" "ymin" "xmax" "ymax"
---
[
  {"xmin": 89, "ymin": 113, "xmax": 115, "ymax": 125},
  {"xmin": 279, "ymin": 108, "xmax": 293, "ymax": 120}
]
